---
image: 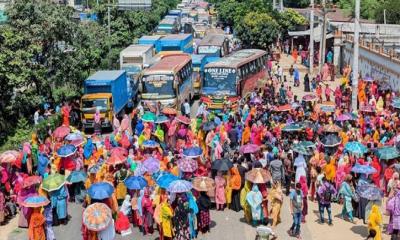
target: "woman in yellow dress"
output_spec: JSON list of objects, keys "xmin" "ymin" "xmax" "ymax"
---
[
  {"xmin": 240, "ymin": 181, "xmax": 252, "ymax": 223},
  {"xmin": 268, "ymin": 182, "xmax": 283, "ymax": 227},
  {"xmin": 161, "ymin": 198, "xmax": 174, "ymax": 239},
  {"xmin": 367, "ymin": 204, "xmax": 382, "ymax": 240}
]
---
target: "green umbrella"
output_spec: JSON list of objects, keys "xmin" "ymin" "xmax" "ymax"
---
[
  {"xmin": 42, "ymin": 173, "xmax": 66, "ymax": 192},
  {"xmin": 374, "ymin": 146, "xmax": 400, "ymax": 161},
  {"xmin": 292, "ymin": 143, "xmax": 313, "ymax": 155},
  {"xmin": 141, "ymin": 112, "xmax": 156, "ymax": 122},
  {"xmin": 282, "ymin": 123, "xmax": 303, "ymax": 132},
  {"xmin": 298, "ymin": 141, "xmax": 316, "ymax": 149}
]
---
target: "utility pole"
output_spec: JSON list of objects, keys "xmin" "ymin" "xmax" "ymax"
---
[
  {"xmin": 108, "ymin": 0, "xmax": 111, "ymax": 68},
  {"xmin": 318, "ymin": 0, "xmax": 328, "ymax": 74},
  {"xmin": 273, "ymin": 0, "xmax": 276, "ymax": 10},
  {"xmin": 384, "ymin": 9, "xmax": 386, "ymax": 25},
  {"xmin": 352, "ymin": 0, "xmax": 360, "ymax": 110},
  {"xmin": 279, "ymin": 0, "xmax": 283, "ymax": 12},
  {"xmin": 309, "ymin": 0, "xmax": 314, "ymax": 75}
]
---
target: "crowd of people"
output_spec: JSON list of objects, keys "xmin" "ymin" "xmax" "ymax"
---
[{"xmin": 0, "ymin": 57, "xmax": 400, "ymax": 240}]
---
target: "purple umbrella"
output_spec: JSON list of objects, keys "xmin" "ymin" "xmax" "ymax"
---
[
  {"xmin": 240, "ymin": 144, "xmax": 260, "ymax": 154},
  {"xmin": 167, "ymin": 180, "xmax": 192, "ymax": 193},
  {"xmin": 336, "ymin": 114, "xmax": 352, "ymax": 122},
  {"xmin": 143, "ymin": 157, "xmax": 160, "ymax": 173},
  {"xmin": 177, "ymin": 158, "xmax": 198, "ymax": 173},
  {"xmin": 250, "ymin": 97, "xmax": 262, "ymax": 104}
]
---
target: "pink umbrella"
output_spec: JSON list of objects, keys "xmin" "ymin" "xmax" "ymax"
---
[
  {"xmin": 53, "ymin": 126, "xmax": 70, "ymax": 138},
  {"xmin": 106, "ymin": 153, "xmax": 127, "ymax": 165},
  {"xmin": 177, "ymin": 158, "xmax": 198, "ymax": 173},
  {"xmin": 336, "ymin": 114, "xmax": 352, "ymax": 121},
  {"xmin": 302, "ymin": 94, "xmax": 318, "ymax": 102},
  {"xmin": 360, "ymin": 105, "xmax": 374, "ymax": 113},
  {"xmin": 110, "ymin": 147, "xmax": 128, "ymax": 157},
  {"xmin": 0, "ymin": 150, "xmax": 20, "ymax": 163},
  {"xmin": 176, "ymin": 115, "xmax": 191, "ymax": 125},
  {"xmin": 240, "ymin": 144, "xmax": 260, "ymax": 154}
]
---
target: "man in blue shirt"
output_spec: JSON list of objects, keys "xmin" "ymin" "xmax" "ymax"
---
[{"xmin": 288, "ymin": 183, "xmax": 303, "ymax": 238}]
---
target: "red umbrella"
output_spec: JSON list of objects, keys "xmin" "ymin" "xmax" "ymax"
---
[
  {"xmin": 240, "ymin": 144, "xmax": 260, "ymax": 154},
  {"xmin": 23, "ymin": 176, "xmax": 42, "ymax": 188},
  {"xmin": 110, "ymin": 147, "xmax": 128, "ymax": 157},
  {"xmin": 274, "ymin": 104, "xmax": 292, "ymax": 112},
  {"xmin": 0, "ymin": 150, "xmax": 20, "ymax": 163},
  {"xmin": 106, "ymin": 153, "xmax": 127, "ymax": 165},
  {"xmin": 53, "ymin": 126, "xmax": 70, "ymax": 138},
  {"xmin": 176, "ymin": 115, "xmax": 191, "ymax": 125}
]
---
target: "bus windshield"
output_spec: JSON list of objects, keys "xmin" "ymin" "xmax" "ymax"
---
[
  {"xmin": 198, "ymin": 46, "xmax": 221, "ymax": 57},
  {"xmin": 203, "ymin": 67, "xmax": 236, "ymax": 95},
  {"xmin": 142, "ymin": 75, "xmax": 176, "ymax": 99}
]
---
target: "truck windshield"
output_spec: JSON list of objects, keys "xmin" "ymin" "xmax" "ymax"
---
[
  {"xmin": 82, "ymin": 99, "xmax": 108, "ymax": 112},
  {"xmin": 142, "ymin": 75, "xmax": 176, "ymax": 99},
  {"xmin": 203, "ymin": 67, "xmax": 236, "ymax": 96},
  {"xmin": 198, "ymin": 46, "xmax": 221, "ymax": 57}
]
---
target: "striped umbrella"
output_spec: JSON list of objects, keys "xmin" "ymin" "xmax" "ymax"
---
[
  {"xmin": 83, "ymin": 203, "xmax": 112, "ymax": 232},
  {"xmin": 167, "ymin": 180, "xmax": 192, "ymax": 193}
]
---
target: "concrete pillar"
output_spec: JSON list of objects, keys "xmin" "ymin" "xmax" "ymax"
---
[{"xmin": 333, "ymin": 35, "xmax": 341, "ymax": 68}]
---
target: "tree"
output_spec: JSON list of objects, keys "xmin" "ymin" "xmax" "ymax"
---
[
  {"xmin": 277, "ymin": 8, "xmax": 308, "ymax": 32},
  {"xmin": 375, "ymin": 0, "xmax": 400, "ymax": 24},
  {"xmin": 235, "ymin": 12, "xmax": 280, "ymax": 49},
  {"xmin": 338, "ymin": 0, "xmax": 380, "ymax": 20}
]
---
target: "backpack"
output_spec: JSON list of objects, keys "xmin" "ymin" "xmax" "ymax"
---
[{"xmin": 322, "ymin": 184, "xmax": 332, "ymax": 202}]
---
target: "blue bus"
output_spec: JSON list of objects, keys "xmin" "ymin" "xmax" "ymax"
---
[{"xmin": 158, "ymin": 34, "xmax": 193, "ymax": 54}]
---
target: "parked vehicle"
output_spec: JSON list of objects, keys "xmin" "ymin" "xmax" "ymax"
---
[
  {"xmin": 197, "ymin": 33, "xmax": 229, "ymax": 57},
  {"xmin": 191, "ymin": 54, "xmax": 207, "ymax": 96},
  {"xmin": 138, "ymin": 35, "xmax": 163, "ymax": 53},
  {"xmin": 158, "ymin": 34, "xmax": 193, "ymax": 54},
  {"xmin": 155, "ymin": 18, "xmax": 179, "ymax": 35}
]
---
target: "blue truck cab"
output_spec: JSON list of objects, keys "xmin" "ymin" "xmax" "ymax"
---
[{"xmin": 158, "ymin": 34, "xmax": 193, "ymax": 54}]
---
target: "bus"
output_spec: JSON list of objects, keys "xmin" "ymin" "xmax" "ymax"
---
[
  {"xmin": 191, "ymin": 54, "xmax": 207, "ymax": 96},
  {"xmin": 158, "ymin": 34, "xmax": 193, "ymax": 54},
  {"xmin": 197, "ymin": 34, "xmax": 229, "ymax": 58},
  {"xmin": 120, "ymin": 44, "xmax": 154, "ymax": 102},
  {"xmin": 201, "ymin": 49, "xmax": 267, "ymax": 111},
  {"xmin": 155, "ymin": 18, "xmax": 179, "ymax": 35},
  {"xmin": 140, "ymin": 54, "xmax": 193, "ymax": 110}
]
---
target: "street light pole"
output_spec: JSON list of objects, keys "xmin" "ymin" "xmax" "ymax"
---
[
  {"xmin": 309, "ymin": 0, "xmax": 314, "ymax": 75},
  {"xmin": 318, "ymin": 0, "xmax": 327, "ymax": 74},
  {"xmin": 352, "ymin": 0, "xmax": 360, "ymax": 110}
]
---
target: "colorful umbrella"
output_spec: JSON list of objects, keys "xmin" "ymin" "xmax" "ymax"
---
[
  {"xmin": 66, "ymin": 171, "xmax": 87, "ymax": 183},
  {"xmin": 23, "ymin": 176, "xmax": 42, "ymax": 188},
  {"xmin": 167, "ymin": 180, "xmax": 192, "ymax": 193},
  {"xmin": 65, "ymin": 132, "xmax": 83, "ymax": 141},
  {"xmin": 374, "ymin": 146, "xmax": 400, "ymax": 161},
  {"xmin": 83, "ymin": 203, "xmax": 112, "ymax": 232},
  {"xmin": 162, "ymin": 107, "xmax": 177, "ymax": 115},
  {"xmin": 336, "ymin": 114, "xmax": 352, "ymax": 122},
  {"xmin": 192, "ymin": 177, "xmax": 215, "ymax": 192},
  {"xmin": 302, "ymin": 94, "xmax": 318, "ymax": 102},
  {"xmin": 56, "ymin": 144, "xmax": 77, "ymax": 157},
  {"xmin": 360, "ymin": 105, "xmax": 374, "ymax": 113},
  {"xmin": 177, "ymin": 158, "xmax": 198, "ymax": 172},
  {"xmin": 0, "ymin": 150, "xmax": 20, "ymax": 163},
  {"xmin": 53, "ymin": 126, "xmax": 70, "ymax": 139},
  {"xmin": 88, "ymin": 182, "xmax": 115, "ymax": 200},
  {"xmin": 392, "ymin": 102, "xmax": 400, "ymax": 109},
  {"xmin": 42, "ymin": 173, "xmax": 65, "ymax": 192},
  {"xmin": 211, "ymin": 158, "xmax": 233, "ymax": 171},
  {"xmin": 155, "ymin": 115, "xmax": 169, "ymax": 124},
  {"xmin": 141, "ymin": 112, "xmax": 156, "ymax": 122},
  {"xmin": 109, "ymin": 147, "xmax": 128, "ymax": 157},
  {"xmin": 240, "ymin": 144, "xmax": 260, "ymax": 154},
  {"xmin": 356, "ymin": 184, "xmax": 383, "ymax": 201},
  {"xmin": 250, "ymin": 97, "xmax": 262, "ymax": 104},
  {"xmin": 156, "ymin": 173, "xmax": 180, "ymax": 189},
  {"xmin": 320, "ymin": 134, "xmax": 341, "ymax": 147},
  {"xmin": 245, "ymin": 168, "xmax": 271, "ymax": 184},
  {"xmin": 124, "ymin": 176, "xmax": 147, "ymax": 190},
  {"xmin": 320, "ymin": 105, "xmax": 335, "ymax": 113},
  {"xmin": 323, "ymin": 124, "xmax": 341, "ymax": 133},
  {"xmin": 88, "ymin": 164, "xmax": 101, "ymax": 174},
  {"xmin": 298, "ymin": 141, "xmax": 316, "ymax": 149},
  {"xmin": 351, "ymin": 164, "xmax": 377, "ymax": 175},
  {"xmin": 345, "ymin": 141, "xmax": 368, "ymax": 155},
  {"xmin": 292, "ymin": 143, "xmax": 313, "ymax": 155},
  {"xmin": 176, "ymin": 115, "xmax": 191, "ymax": 125},
  {"xmin": 142, "ymin": 140, "xmax": 159, "ymax": 148},
  {"xmin": 134, "ymin": 163, "xmax": 147, "ymax": 176},
  {"xmin": 274, "ymin": 104, "xmax": 292, "ymax": 112},
  {"xmin": 143, "ymin": 157, "xmax": 160, "ymax": 173},
  {"xmin": 21, "ymin": 195, "xmax": 50, "ymax": 208},
  {"xmin": 183, "ymin": 147, "xmax": 203, "ymax": 158},
  {"xmin": 202, "ymin": 121, "xmax": 216, "ymax": 131},
  {"xmin": 282, "ymin": 123, "xmax": 303, "ymax": 132},
  {"xmin": 106, "ymin": 153, "xmax": 127, "ymax": 165}
]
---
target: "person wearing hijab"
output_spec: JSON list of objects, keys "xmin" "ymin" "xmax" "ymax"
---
[
  {"xmin": 387, "ymin": 172, "xmax": 399, "ymax": 197},
  {"xmin": 246, "ymin": 185, "xmax": 263, "ymax": 226},
  {"xmin": 173, "ymin": 196, "xmax": 190, "ymax": 240},
  {"xmin": 387, "ymin": 189, "xmax": 400, "ymax": 239},
  {"xmin": 325, "ymin": 157, "xmax": 336, "ymax": 182},
  {"xmin": 196, "ymin": 191, "xmax": 211, "ymax": 234},
  {"xmin": 28, "ymin": 207, "xmax": 46, "ymax": 240},
  {"xmin": 94, "ymin": 108, "xmax": 101, "ymax": 136},
  {"xmin": 299, "ymin": 176, "xmax": 308, "ymax": 223},
  {"xmin": 215, "ymin": 171, "xmax": 226, "ymax": 211},
  {"xmin": 268, "ymin": 181, "xmax": 283, "ymax": 227},
  {"xmin": 186, "ymin": 192, "xmax": 199, "ymax": 239},
  {"xmin": 240, "ymin": 181, "xmax": 252, "ymax": 224},
  {"xmin": 160, "ymin": 197, "xmax": 174, "ymax": 240},
  {"xmin": 367, "ymin": 204, "xmax": 382, "ymax": 240},
  {"xmin": 241, "ymin": 125, "xmax": 251, "ymax": 145},
  {"xmin": 339, "ymin": 175, "xmax": 355, "ymax": 223},
  {"xmin": 115, "ymin": 195, "xmax": 131, "ymax": 235},
  {"xmin": 229, "ymin": 167, "xmax": 242, "ymax": 212},
  {"xmin": 294, "ymin": 154, "xmax": 307, "ymax": 183},
  {"xmin": 141, "ymin": 188, "xmax": 154, "ymax": 235}
]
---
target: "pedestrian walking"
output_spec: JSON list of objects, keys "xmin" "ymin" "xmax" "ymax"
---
[
  {"xmin": 288, "ymin": 183, "xmax": 303, "ymax": 238},
  {"xmin": 317, "ymin": 177, "xmax": 336, "ymax": 225}
]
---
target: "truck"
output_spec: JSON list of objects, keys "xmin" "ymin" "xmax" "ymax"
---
[
  {"xmin": 81, "ymin": 70, "xmax": 130, "ymax": 130},
  {"xmin": 155, "ymin": 18, "xmax": 179, "ymax": 35},
  {"xmin": 158, "ymin": 34, "xmax": 193, "ymax": 54},
  {"xmin": 120, "ymin": 44, "xmax": 154, "ymax": 102},
  {"xmin": 191, "ymin": 54, "xmax": 207, "ymax": 96},
  {"xmin": 138, "ymin": 35, "xmax": 163, "ymax": 53}
]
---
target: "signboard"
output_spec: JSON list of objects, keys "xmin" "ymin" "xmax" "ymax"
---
[
  {"xmin": 117, "ymin": 0, "xmax": 152, "ymax": 10},
  {"xmin": 204, "ymin": 67, "xmax": 236, "ymax": 81}
]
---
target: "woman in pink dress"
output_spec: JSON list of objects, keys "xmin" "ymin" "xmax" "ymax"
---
[{"xmin": 215, "ymin": 171, "xmax": 226, "ymax": 211}]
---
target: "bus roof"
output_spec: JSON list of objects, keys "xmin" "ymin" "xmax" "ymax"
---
[
  {"xmin": 159, "ymin": 18, "xmax": 176, "ymax": 25},
  {"xmin": 161, "ymin": 34, "xmax": 192, "ymax": 41},
  {"xmin": 205, "ymin": 49, "xmax": 266, "ymax": 69},
  {"xmin": 120, "ymin": 44, "xmax": 153, "ymax": 57},
  {"xmin": 144, "ymin": 54, "xmax": 191, "ymax": 75},
  {"xmin": 198, "ymin": 34, "xmax": 226, "ymax": 46},
  {"xmin": 139, "ymin": 35, "xmax": 163, "ymax": 41}
]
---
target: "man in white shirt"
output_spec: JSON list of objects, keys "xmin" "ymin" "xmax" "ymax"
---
[
  {"xmin": 183, "ymin": 99, "xmax": 190, "ymax": 117},
  {"xmin": 34, "ymin": 108, "xmax": 40, "ymax": 125}
]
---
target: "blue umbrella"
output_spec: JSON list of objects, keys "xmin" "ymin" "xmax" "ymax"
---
[
  {"xmin": 57, "ymin": 144, "xmax": 77, "ymax": 157},
  {"xmin": 167, "ymin": 180, "xmax": 192, "ymax": 193},
  {"xmin": 124, "ymin": 176, "xmax": 147, "ymax": 190},
  {"xmin": 320, "ymin": 105, "xmax": 335, "ymax": 113},
  {"xmin": 66, "ymin": 171, "xmax": 87, "ymax": 183},
  {"xmin": 21, "ymin": 195, "xmax": 50, "ymax": 208},
  {"xmin": 65, "ymin": 132, "xmax": 83, "ymax": 141},
  {"xmin": 345, "ymin": 141, "xmax": 368, "ymax": 155},
  {"xmin": 356, "ymin": 184, "xmax": 383, "ymax": 201},
  {"xmin": 156, "ymin": 173, "xmax": 180, "ymax": 189},
  {"xmin": 155, "ymin": 115, "xmax": 169, "ymax": 124},
  {"xmin": 183, "ymin": 147, "xmax": 203, "ymax": 158},
  {"xmin": 88, "ymin": 182, "xmax": 114, "ymax": 200},
  {"xmin": 374, "ymin": 146, "xmax": 400, "ymax": 161},
  {"xmin": 142, "ymin": 140, "xmax": 159, "ymax": 148},
  {"xmin": 351, "ymin": 164, "xmax": 377, "ymax": 175}
]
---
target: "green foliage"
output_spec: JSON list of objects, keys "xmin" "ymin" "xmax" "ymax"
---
[
  {"xmin": 277, "ymin": 8, "xmax": 309, "ymax": 31},
  {"xmin": 338, "ymin": 0, "xmax": 380, "ymax": 20},
  {"xmin": 375, "ymin": 0, "xmax": 400, "ymax": 24},
  {"xmin": 236, "ymin": 12, "xmax": 280, "ymax": 49},
  {"xmin": 284, "ymin": 0, "xmax": 310, "ymax": 8}
]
